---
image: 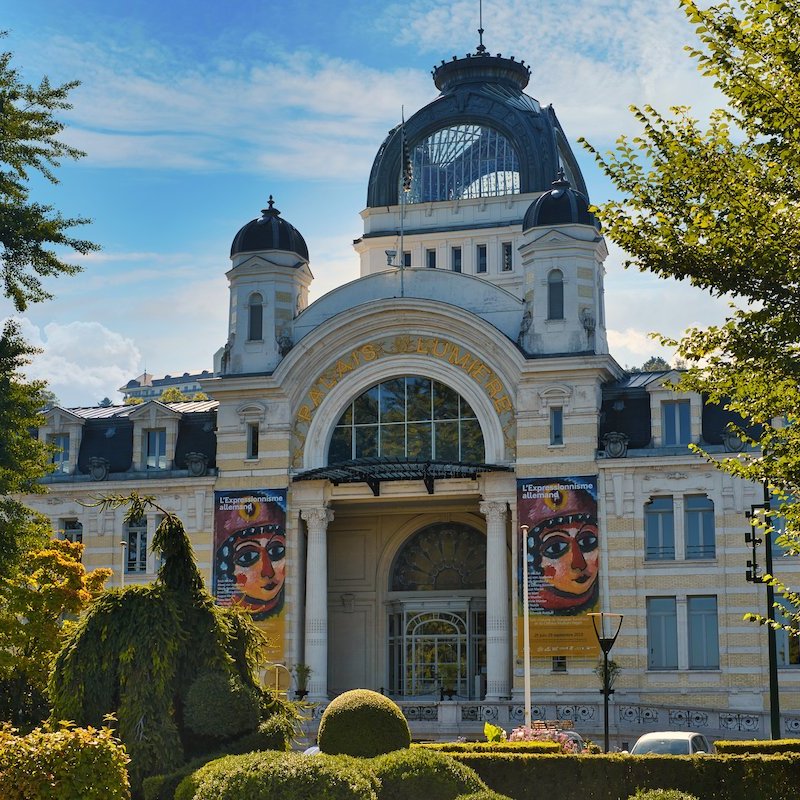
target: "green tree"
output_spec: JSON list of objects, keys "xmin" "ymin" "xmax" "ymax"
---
[
  {"xmin": 160, "ymin": 386, "xmax": 189, "ymax": 402},
  {"xmin": 0, "ymin": 539, "xmax": 110, "ymax": 729},
  {"xmin": 638, "ymin": 356, "xmax": 672, "ymax": 372},
  {"xmin": 582, "ymin": 0, "xmax": 800, "ymax": 633}
]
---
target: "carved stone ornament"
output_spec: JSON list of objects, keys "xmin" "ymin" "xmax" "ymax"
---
[
  {"xmin": 722, "ymin": 430, "xmax": 746, "ymax": 452},
  {"xmin": 89, "ymin": 456, "xmax": 110, "ymax": 481},
  {"xmin": 185, "ymin": 452, "xmax": 209, "ymax": 477},
  {"xmin": 602, "ymin": 432, "xmax": 629, "ymax": 459}
]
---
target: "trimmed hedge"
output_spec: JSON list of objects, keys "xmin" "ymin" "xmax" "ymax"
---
[
  {"xmin": 454, "ymin": 792, "xmax": 514, "ymax": 800},
  {"xmin": 318, "ymin": 689, "xmax": 411, "ymax": 757},
  {"xmin": 628, "ymin": 791, "xmax": 699, "ymax": 800},
  {"xmin": 447, "ymin": 752, "xmax": 800, "ymax": 800},
  {"xmin": 183, "ymin": 671, "xmax": 260, "ymax": 740},
  {"xmin": 0, "ymin": 723, "xmax": 130, "ymax": 800},
  {"xmin": 174, "ymin": 750, "xmax": 379, "ymax": 800},
  {"xmin": 714, "ymin": 738, "xmax": 800, "ymax": 754},
  {"xmin": 419, "ymin": 741, "xmax": 559, "ymax": 754},
  {"xmin": 371, "ymin": 747, "xmax": 486, "ymax": 800}
]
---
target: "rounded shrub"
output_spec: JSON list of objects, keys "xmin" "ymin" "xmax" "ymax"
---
[
  {"xmin": 183, "ymin": 671, "xmax": 260, "ymax": 740},
  {"xmin": 370, "ymin": 747, "xmax": 486, "ymax": 800},
  {"xmin": 224, "ymin": 714, "xmax": 295, "ymax": 754},
  {"xmin": 628, "ymin": 791, "xmax": 699, "ymax": 800},
  {"xmin": 318, "ymin": 689, "xmax": 411, "ymax": 757},
  {"xmin": 174, "ymin": 750, "xmax": 379, "ymax": 800}
]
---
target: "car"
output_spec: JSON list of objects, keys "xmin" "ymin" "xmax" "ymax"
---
[{"xmin": 629, "ymin": 731, "xmax": 712, "ymax": 755}]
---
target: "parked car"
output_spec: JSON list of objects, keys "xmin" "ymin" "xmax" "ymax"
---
[{"xmin": 629, "ymin": 731, "xmax": 712, "ymax": 755}]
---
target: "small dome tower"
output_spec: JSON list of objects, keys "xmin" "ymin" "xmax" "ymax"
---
[{"xmin": 221, "ymin": 197, "xmax": 313, "ymax": 375}]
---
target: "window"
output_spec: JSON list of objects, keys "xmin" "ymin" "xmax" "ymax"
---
[
  {"xmin": 49, "ymin": 433, "xmax": 70, "ymax": 473},
  {"xmin": 685, "ymin": 495, "xmax": 715, "ymax": 559},
  {"xmin": 328, "ymin": 376, "xmax": 485, "ymax": 464},
  {"xmin": 777, "ymin": 600, "xmax": 800, "ymax": 667},
  {"xmin": 688, "ymin": 595, "xmax": 719, "ymax": 669},
  {"xmin": 146, "ymin": 429, "xmax": 166, "ymax": 470},
  {"xmin": 126, "ymin": 520, "xmax": 148, "ymax": 573},
  {"xmin": 402, "ymin": 124, "xmax": 520, "ymax": 204},
  {"xmin": 476, "ymin": 244, "xmax": 487, "ymax": 273},
  {"xmin": 552, "ymin": 656, "xmax": 567, "ymax": 673},
  {"xmin": 502, "ymin": 242, "xmax": 513, "ymax": 271},
  {"xmin": 451, "ymin": 246, "xmax": 462, "ymax": 272},
  {"xmin": 662, "ymin": 400, "xmax": 691, "ymax": 445},
  {"xmin": 645, "ymin": 497, "xmax": 675, "ymax": 560},
  {"xmin": 547, "ymin": 269, "xmax": 564, "ymax": 320},
  {"xmin": 647, "ymin": 597, "xmax": 678, "ymax": 669},
  {"xmin": 403, "ymin": 251, "xmax": 411, "ymax": 267},
  {"xmin": 426, "ymin": 248, "xmax": 437, "ymax": 269},
  {"xmin": 549, "ymin": 406, "xmax": 563, "ymax": 446},
  {"xmin": 247, "ymin": 422, "xmax": 259, "ymax": 459},
  {"xmin": 61, "ymin": 519, "xmax": 83, "ymax": 544},
  {"xmin": 248, "ymin": 292, "xmax": 263, "ymax": 341}
]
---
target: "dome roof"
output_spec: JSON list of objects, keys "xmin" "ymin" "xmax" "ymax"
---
[
  {"xmin": 230, "ymin": 197, "xmax": 309, "ymax": 260},
  {"xmin": 523, "ymin": 172, "xmax": 599, "ymax": 230}
]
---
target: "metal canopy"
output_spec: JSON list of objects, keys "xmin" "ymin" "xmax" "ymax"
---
[{"xmin": 293, "ymin": 458, "xmax": 511, "ymax": 497}]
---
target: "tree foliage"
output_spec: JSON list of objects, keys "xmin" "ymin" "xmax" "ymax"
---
[
  {"xmin": 582, "ymin": 0, "xmax": 800, "ymax": 625},
  {"xmin": 0, "ymin": 539, "xmax": 109, "ymax": 729},
  {"xmin": 0, "ymin": 34, "xmax": 98, "ymax": 311},
  {"xmin": 160, "ymin": 386, "xmax": 189, "ymax": 403}
]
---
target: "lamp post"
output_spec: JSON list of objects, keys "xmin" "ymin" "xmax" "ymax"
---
[
  {"xmin": 119, "ymin": 541, "xmax": 128, "ymax": 589},
  {"xmin": 588, "ymin": 611, "xmax": 623, "ymax": 752},
  {"xmin": 520, "ymin": 524, "xmax": 532, "ymax": 729}
]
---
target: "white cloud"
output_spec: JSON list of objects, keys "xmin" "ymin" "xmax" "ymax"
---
[{"xmin": 11, "ymin": 318, "xmax": 142, "ymax": 406}]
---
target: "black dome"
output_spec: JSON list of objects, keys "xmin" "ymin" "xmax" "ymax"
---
[
  {"xmin": 230, "ymin": 197, "xmax": 309, "ymax": 260},
  {"xmin": 523, "ymin": 172, "xmax": 599, "ymax": 230}
]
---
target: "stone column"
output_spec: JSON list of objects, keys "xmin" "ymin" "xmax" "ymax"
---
[
  {"xmin": 480, "ymin": 500, "xmax": 510, "ymax": 700},
  {"xmin": 302, "ymin": 506, "xmax": 334, "ymax": 701}
]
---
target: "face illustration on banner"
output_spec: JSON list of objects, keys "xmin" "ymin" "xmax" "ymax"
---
[
  {"xmin": 525, "ymin": 483, "xmax": 599, "ymax": 614},
  {"xmin": 215, "ymin": 500, "xmax": 286, "ymax": 620}
]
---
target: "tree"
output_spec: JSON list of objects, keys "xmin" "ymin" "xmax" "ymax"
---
[
  {"xmin": 0, "ymin": 539, "xmax": 109, "ymax": 729},
  {"xmin": 638, "ymin": 356, "xmax": 672, "ymax": 372},
  {"xmin": 98, "ymin": 396, "xmax": 112, "ymax": 407},
  {"xmin": 192, "ymin": 391, "xmax": 209, "ymax": 401},
  {"xmin": 160, "ymin": 386, "xmax": 189, "ymax": 403},
  {"xmin": 582, "ymin": 0, "xmax": 800, "ymax": 633}
]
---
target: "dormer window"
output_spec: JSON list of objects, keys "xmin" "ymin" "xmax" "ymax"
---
[
  {"xmin": 547, "ymin": 269, "xmax": 564, "ymax": 320},
  {"xmin": 662, "ymin": 400, "xmax": 691, "ymax": 446},
  {"xmin": 146, "ymin": 429, "xmax": 166, "ymax": 470},
  {"xmin": 248, "ymin": 292, "xmax": 263, "ymax": 341},
  {"xmin": 49, "ymin": 433, "xmax": 70, "ymax": 473}
]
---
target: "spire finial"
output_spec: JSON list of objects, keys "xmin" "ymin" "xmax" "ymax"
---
[
  {"xmin": 477, "ymin": 0, "xmax": 486, "ymax": 53},
  {"xmin": 261, "ymin": 194, "xmax": 280, "ymax": 216}
]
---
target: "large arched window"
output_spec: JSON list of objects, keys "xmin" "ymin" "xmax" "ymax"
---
[
  {"xmin": 402, "ymin": 125, "xmax": 520, "ymax": 204},
  {"xmin": 547, "ymin": 269, "xmax": 564, "ymax": 320},
  {"xmin": 248, "ymin": 292, "xmax": 263, "ymax": 341},
  {"xmin": 328, "ymin": 376, "xmax": 485, "ymax": 464}
]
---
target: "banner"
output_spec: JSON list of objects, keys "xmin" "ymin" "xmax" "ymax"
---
[
  {"xmin": 517, "ymin": 476, "xmax": 600, "ymax": 657},
  {"xmin": 213, "ymin": 489, "xmax": 287, "ymax": 665}
]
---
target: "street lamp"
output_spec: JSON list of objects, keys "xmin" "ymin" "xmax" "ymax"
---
[
  {"xmin": 588, "ymin": 611, "xmax": 623, "ymax": 752},
  {"xmin": 520, "ymin": 524, "xmax": 532, "ymax": 729}
]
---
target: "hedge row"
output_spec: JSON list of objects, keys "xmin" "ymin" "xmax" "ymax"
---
[
  {"xmin": 714, "ymin": 738, "xmax": 800, "ymax": 754},
  {"xmin": 0, "ymin": 723, "xmax": 130, "ymax": 800},
  {"xmin": 450, "ymin": 752, "xmax": 800, "ymax": 800},
  {"xmin": 418, "ymin": 741, "xmax": 559, "ymax": 754}
]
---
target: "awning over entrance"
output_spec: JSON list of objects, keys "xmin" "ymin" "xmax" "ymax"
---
[{"xmin": 293, "ymin": 458, "xmax": 512, "ymax": 497}]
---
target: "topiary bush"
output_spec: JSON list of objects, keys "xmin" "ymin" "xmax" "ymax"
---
[
  {"xmin": 223, "ymin": 713, "xmax": 295, "ymax": 754},
  {"xmin": 183, "ymin": 671, "xmax": 260, "ymax": 740},
  {"xmin": 627, "ymin": 791, "xmax": 699, "ymax": 800},
  {"xmin": 318, "ymin": 689, "xmax": 411, "ymax": 757},
  {"xmin": 714, "ymin": 738, "xmax": 800, "ymax": 754},
  {"xmin": 371, "ymin": 747, "xmax": 486, "ymax": 800},
  {"xmin": 174, "ymin": 750, "xmax": 379, "ymax": 800}
]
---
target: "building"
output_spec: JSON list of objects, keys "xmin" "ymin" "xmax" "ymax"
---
[
  {"xmin": 119, "ymin": 370, "xmax": 214, "ymax": 402},
  {"xmin": 27, "ymin": 37, "xmax": 800, "ymax": 747}
]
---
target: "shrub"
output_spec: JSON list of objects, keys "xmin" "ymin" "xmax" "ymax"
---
[
  {"xmin": 318, "ymin": 689, "xmax": 411, "ymax": 757},
  {"xmin": 420, "ymin": 741, "xmax": 559, "ymax": 754},
  {"xmin": 454, "ymin": 793, "xmax": 514, "ymax": 800},
  {"xmin": 183, "ymin": 671, "xmax": 260, "ymax": 740},
  {"xmin": 628, "ymin": 791, "xmax": 699, "ymax": 800},
  {"xmin": 223, "ymin": 713, "xmax": 294, "ymax": 754},
  {"xmin": 507, "ymin": 725, "xmax": 581, "ymax": 753},
  {"xmin": 143, "ymin": 756, "xmax": 212, "ymax": 800},
  {"xmin": 714, "ymin": 739, "xmax": 800, "ymax": 754},
  {"xmin": 174, "ymin": 750, "xmax": 379, "ymax": 800},
  {"xmin": 371, "ymin": 747, "xmax": 486, "ymax": 800},
  {"xmin": 0, "ymin": 722, "xmax": 130, "ymax": 800}
]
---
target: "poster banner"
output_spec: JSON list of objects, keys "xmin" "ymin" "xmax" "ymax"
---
[
  {"xmin": 213, "ymin": 489, "xmax": 287, "ymax": 665},
  {"xmin": 516, "ymin": 476, "xmax": 600, "ymax": 657}
]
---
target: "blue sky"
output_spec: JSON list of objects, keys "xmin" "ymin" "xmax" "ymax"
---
[{"xmin": 2, "ymin": 0, "xmax": 732, "ymax": 406}]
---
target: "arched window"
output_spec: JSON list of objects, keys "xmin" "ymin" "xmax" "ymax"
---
[
  {"xmin": 327, "ymin": 376, "xmax": 485, "ymax": 464},
  {"xmin": 248, "ymin": 292, "xmax": 263, "ymax": 341},
  {"xmin": 402, "ymin": 124, "xmax": 520, "ymax": 204},
  {"xmin": 547, "ymin": 269, "xmax": 564, "ymax": 320}
]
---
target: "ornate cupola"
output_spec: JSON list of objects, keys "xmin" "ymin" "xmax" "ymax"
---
[{"xmin": 221, "ymin": 196, "xmax": 313, "ymax": 375}]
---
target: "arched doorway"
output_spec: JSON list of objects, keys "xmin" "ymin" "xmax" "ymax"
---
[{"xmin": 387, "ymin": 522, "xmax": 486, "ymax": 699}]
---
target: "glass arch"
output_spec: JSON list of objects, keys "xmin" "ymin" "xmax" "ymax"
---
[
  {"xmin": 402, "ymin": 124, "xmax": 520, "ymax": 204},
  {"xmin": 327, "ymin": 376, "xmax": 485, "ymax": 464}
]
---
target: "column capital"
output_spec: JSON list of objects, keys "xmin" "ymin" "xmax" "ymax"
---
[
  {"xmin": 479, "ymin": 500, "xmax": 508, "ymax": 521},
  {"xmin": 301, "ymin": 507, "xmax": 334, "ymax": 527}
]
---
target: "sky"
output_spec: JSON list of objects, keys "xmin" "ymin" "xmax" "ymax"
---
[{"xmin": 2, "ymin": 0, "xmax": 734, "ymax": 407}]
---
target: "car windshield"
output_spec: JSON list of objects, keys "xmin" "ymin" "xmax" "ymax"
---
[{"xmin": 631, "ymin": 738, "xmax": 690, "ymax": 755}]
